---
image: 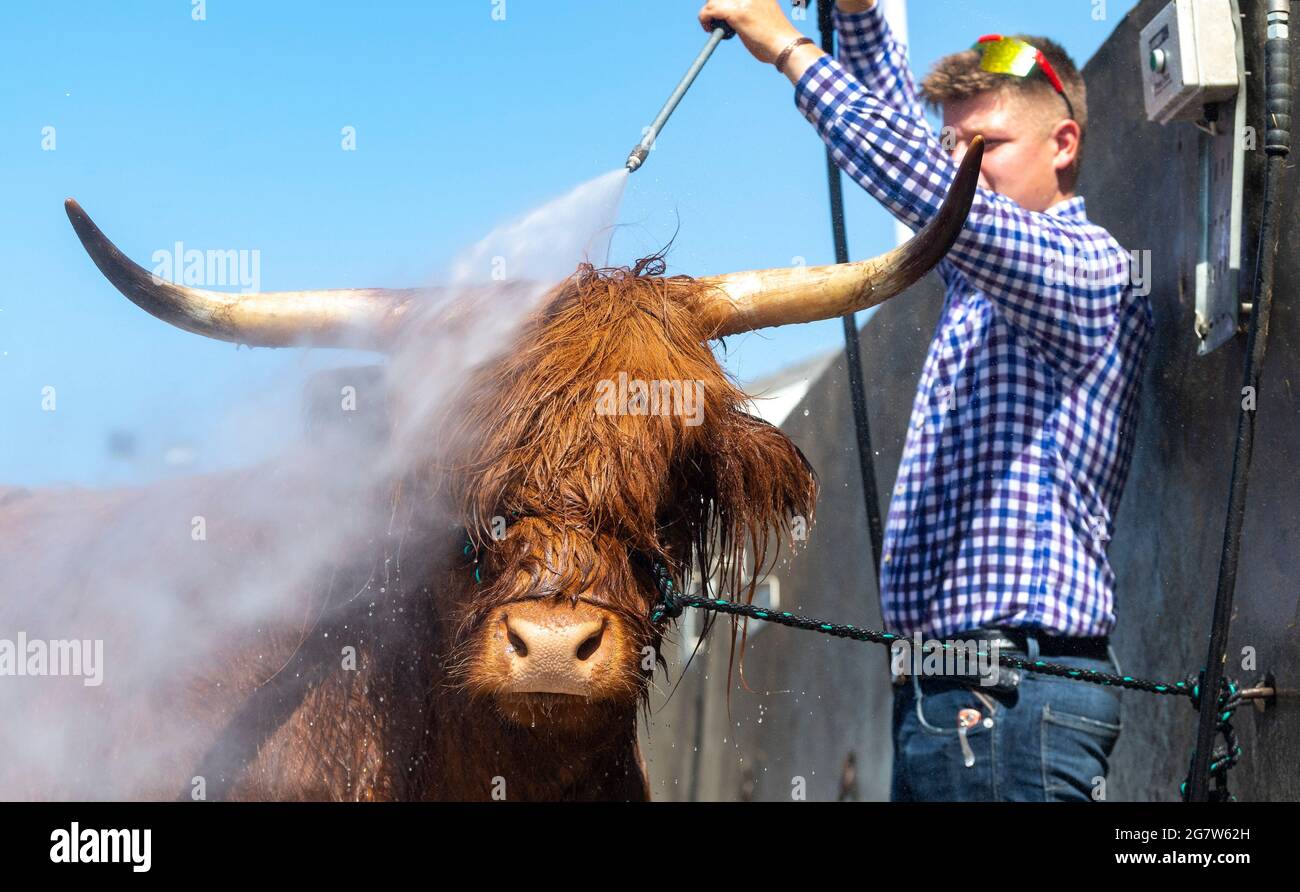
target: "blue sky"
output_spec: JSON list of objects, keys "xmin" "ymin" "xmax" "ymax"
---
[{"xmin": 0, "ymin": 0, "xmax": 1136, "ymax": 486}]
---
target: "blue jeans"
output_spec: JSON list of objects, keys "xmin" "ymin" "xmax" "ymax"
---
[{"xmin": 890, "ymin": 632, "xmax": 1123, "ymax": 801}]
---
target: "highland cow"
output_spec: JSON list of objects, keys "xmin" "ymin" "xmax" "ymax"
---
[{"xmin": 1, "ymin": 141, "xmax": 980, "ymax": 800}]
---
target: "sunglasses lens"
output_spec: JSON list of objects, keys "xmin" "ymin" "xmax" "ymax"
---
[{"xmin": 979, "ymin": 38, "xmax": 1039, "ymax": 78}]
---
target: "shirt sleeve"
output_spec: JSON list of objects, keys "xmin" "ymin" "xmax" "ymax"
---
[
  {"xmin": 832, "ymin": 4, "xmax": 930, "ymax": 130},
  {"xmin": 793, "ymin": 54, "xmax": 1127, "ymax": 379}
]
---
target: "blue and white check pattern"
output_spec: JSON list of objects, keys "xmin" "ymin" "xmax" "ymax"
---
[{"xmin": 794, "ymin": 7, "xmax": 1153, "ymax": 638}]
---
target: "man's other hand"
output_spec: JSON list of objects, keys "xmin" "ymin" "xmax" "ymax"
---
[{"xmin": 837, "ymin": 0, "xmax": 877, "ymax": 11}]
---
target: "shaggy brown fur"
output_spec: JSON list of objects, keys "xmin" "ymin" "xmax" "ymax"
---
[
  {"xmin": 432, "ymin": 257, "xmax": 819, "ymax": 696},
  {"xmin": 124, "ymin": 258, "xmax": 819, "ymax": 800}
]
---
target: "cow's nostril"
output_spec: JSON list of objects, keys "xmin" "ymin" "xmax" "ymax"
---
[
  {"xmin": 505, "ymin": 619, "xmax": 529, "ymax": 658},
  {"xmin": 575, "ymin": 623, "xmax": 604, "ymax": 662}
]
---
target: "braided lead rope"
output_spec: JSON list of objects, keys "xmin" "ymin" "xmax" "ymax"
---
[{"xmin": 651, "ymin": 589, "xmax": 1197, "ymax": 697}]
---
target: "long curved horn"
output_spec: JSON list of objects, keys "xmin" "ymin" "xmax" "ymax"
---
[
  {"xmin": 695, "ymin": 135, "xmax": 984, "ymax": 338},
  {"xmin": 64, "ymin": 199, "xmax": 421, "ymax": 349}
]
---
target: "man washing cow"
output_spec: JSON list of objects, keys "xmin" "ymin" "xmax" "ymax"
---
[
  {"xmin": 30, "ymin": 96, "xmax": 983, "ymax": 797},
  {"xmin": 695, "ymin": 0, "xmax": 1152, "ymax": 800},
  {"xmin": 11, "ymin": 0, "xmax": 1146, "ymax": 802}
]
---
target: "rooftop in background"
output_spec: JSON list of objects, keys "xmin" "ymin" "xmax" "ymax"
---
[{"xmin": 743, "ymin": 349, "xmax": 838, "ymax": 428}]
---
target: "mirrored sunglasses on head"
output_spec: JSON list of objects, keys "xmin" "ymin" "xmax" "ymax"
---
[{"xmin": 974, "ymin": 34, "xmax": 1076, "ymax": 121}]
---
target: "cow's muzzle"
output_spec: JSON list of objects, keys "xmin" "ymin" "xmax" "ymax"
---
[{"xmin": 480, "ymin": 599, "xmax": 626, "ymax": 700}]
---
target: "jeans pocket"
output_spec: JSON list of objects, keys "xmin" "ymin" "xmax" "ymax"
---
[
  {"xmin": 1040, "ymin": 700, "xmax": 1122, "ymax": 801},
  {"xmin": 897, "ymin": 680, "xmax": 998, "ymax": 799}
]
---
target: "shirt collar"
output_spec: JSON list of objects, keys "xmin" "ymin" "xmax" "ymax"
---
[{"xmin": 1045, "ymin": 194, "xmax": 1088, "ymax": 222}]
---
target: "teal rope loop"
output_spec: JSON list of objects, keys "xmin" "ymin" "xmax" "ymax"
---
[
  {"xmin": 648, "ymin": 559, "xmax": 683, "ymax": 623},
  {"xmin": 1180, "ymin": 672, "xmax": 1245, "ymax": 802}
]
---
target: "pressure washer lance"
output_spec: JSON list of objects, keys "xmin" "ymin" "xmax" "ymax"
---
[{"xmin": 625, "ymin": 21, "xmax": 735, "ymax": 172}]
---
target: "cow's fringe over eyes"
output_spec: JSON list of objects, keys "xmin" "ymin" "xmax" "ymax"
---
[{"xmin": 429, "ymin": 255, "xmax": 819, "ymax": 696}]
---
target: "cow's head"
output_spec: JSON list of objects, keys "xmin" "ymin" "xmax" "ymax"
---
[{"xmin": 63, "ymin": 140, "xmax": 981, "ymax": 738}]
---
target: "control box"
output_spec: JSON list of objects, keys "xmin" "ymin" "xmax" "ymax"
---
[{"xmin": 1141, "ymin": 0, "xmax": 1239, "ymax": 124}]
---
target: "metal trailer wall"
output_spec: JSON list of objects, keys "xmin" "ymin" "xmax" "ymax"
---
[
  {"xmin": 642, "ymin": 0, "xmax": 1298, "ymax": 801},
  {"xmin": 1080, "ymin": 0, "xmax": 1297, "ymax": 801}
]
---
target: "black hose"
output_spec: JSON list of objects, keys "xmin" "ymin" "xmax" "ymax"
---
[
  {"xmin": 815, "ymin": 0, "xmax": 886, "ymax": 580},
  {"xmin": 1188, "ymin": 0, "xmax": 1290, "ymax": 802}
]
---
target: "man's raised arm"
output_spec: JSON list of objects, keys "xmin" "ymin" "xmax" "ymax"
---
[
  {"xmin": 695, "ymin": 0, "xmax": 1127, "ymax": 378},
  {"xmin": 831, "ymin": 1, "xmax": 931, "ymax": 128},
  {"xmin": 793, "ymin": 54, "xmax": 1127, "ymax": 378}
]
